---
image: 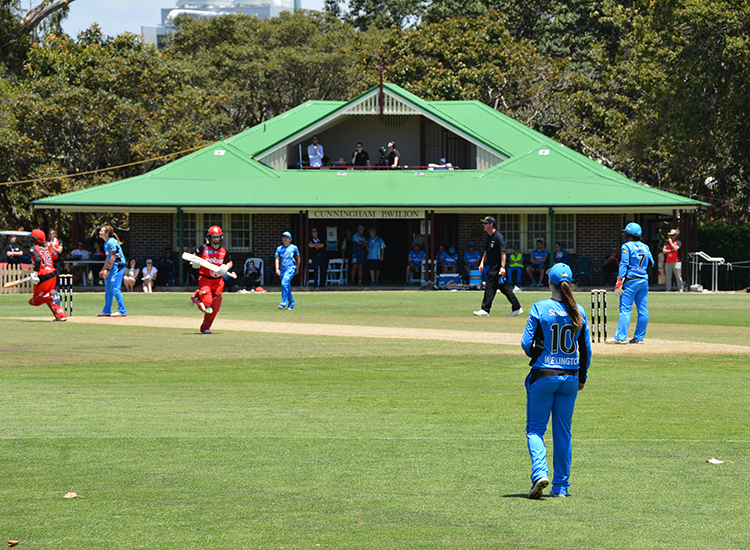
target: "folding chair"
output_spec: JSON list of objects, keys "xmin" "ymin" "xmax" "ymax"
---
[
  {"xmin": 326, "ymin": 258, "xmax": 346, "ymax": 286},
  {"xmin": 572, "ymin": 258, "xmax": 593, "ymax": 285},
  {"xmin": 408, "ymin": 263, "xmax": 425, "ymax": 285}
]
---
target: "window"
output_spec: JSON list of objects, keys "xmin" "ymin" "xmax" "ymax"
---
[
  {"xmin": 526, "ymin": 214, "xmax": 548, "ymax": 251},
  {"xmin": 497, "ymin": 214, "xmax": 521, "ymax": 249},
  {"xmin": 230, "ymin": 214, "xmax": 252, "ymax": 250},
  {"xmin": 554, "ymin": 214, "xmax": 575, "ymax": 252},
  {"xmin": 174, "ymin": 213, "xmax": 253, "ymax": 253}
]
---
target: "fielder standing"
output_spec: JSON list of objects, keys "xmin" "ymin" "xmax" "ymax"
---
[
  {"xmin": 28, "ymin": 229, "xmax": 67, "ymax": 321},
  {"xmin": 607, "ymin": 222, "xmax": 654, "ymax": 344},
  {"xmin": 275, "ymin": 231, "xmax": 300, "ymax": 310},
  {"xmin": 190, "ymin": 225, "xmax": 232, "ymax": 334},
  {"xmin": 522, "ymin": 263, "xmax": 591, "ymax": 498},
  {"xmin": 97, "ymin": 225, "xmax": 127, "ymax": 318}
]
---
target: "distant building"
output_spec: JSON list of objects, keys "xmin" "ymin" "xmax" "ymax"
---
[{"xmin": 142, "ymin": 0, "xmax": 300, "ymax": 47}]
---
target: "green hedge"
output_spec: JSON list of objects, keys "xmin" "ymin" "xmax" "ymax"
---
[{"xmin": 696, "ymin": 223, "xmax": 750, "ymax": 290}]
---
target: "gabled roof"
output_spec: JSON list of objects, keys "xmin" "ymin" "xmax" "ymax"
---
[{"xmin": 33, "ymin": 83, "xmax": 706, "ymax": 213}]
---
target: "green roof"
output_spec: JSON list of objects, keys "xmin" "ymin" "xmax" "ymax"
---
[{"xmin": 33, "ymin": 83, "xmax": 705, "ymax": 213}]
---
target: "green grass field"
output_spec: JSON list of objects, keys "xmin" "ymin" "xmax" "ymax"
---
[{"xmin": 1, "ymin": 290, "xmax": 749, "ymax": 549}]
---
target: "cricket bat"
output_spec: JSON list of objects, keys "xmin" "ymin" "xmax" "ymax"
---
[
  {"xmin": 3, "ymin": 276, "xmax": 32, "ymax": 288},
  {"xmin": 182, "ymin": 252, "xmax": 237, "ymax": 279}
]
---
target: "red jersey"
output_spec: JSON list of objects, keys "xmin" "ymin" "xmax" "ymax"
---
[
  {"xmin": 664, "ymin": 239, "xmax": 681, "ymax": 264},
  {"xmin": 48, "ymin": 238, "xmax": 60, "ymax": 260},
  {"xmin": 196, "ymin": 244, "xmax": 231, "ymax": 279},
  {"xmin": 31, "ymin": 244, "xmax": 56, "ymax": 276}
]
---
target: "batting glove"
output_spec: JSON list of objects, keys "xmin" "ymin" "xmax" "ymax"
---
[
  {"xmin": 216, "ymin": 264, "xmax": 228, "ymax": 276},
  {"xmin": 190, "ymin": 260, "xmax": 201, "ymax": 269},
  {"xmin": 30, "ymin": 271, "xmax": 40, "ymax": 284},
  {"xmin": 614, "ymin": 277, "xmax": 624, "ymax": 297}
]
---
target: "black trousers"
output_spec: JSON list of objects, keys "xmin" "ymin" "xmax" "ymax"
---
[
  {"xmin": 481, "ymin": 264, "xmax": 521, "ymax": 313},
  {"xmin": 311, "ymin": 254, "xmax": 327, "ymax": 286}
]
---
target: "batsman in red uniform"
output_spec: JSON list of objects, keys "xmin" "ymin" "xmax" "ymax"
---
[
  {"xmin": 28, "ymin": 229, "xmax": 67, "ymax": 321},
  {"xmin": 190, "ymin": 225, "xmax": 232, "ymax": 334}
]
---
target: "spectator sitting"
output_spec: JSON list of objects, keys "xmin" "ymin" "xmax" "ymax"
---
[
  {"xmin": 552, "ymin": 241, "xmax": 572, "ymax": 267},
  {"xmin": 158, "ymin": 247, "xmax": 175, "ymax": 286},
  {"xmin": 443, "ymin": 247, "xmax": 458, "ymax": 274},
  {"xmin": 601, "ymin": 247, "xmax": 619, "ymax": 286},
  {"xmin": 141, "ymin": 259, "xmax": 157, "ymax": 293},
  {"xmin": 20, "ymin": 245, "xmax": 33, "ymax": 266},
  {"xmin": 90, "ymin": 240, "xmax": 106, "ymax": 284},
  {"xmin": 67, "ymin": 241, "xmax": 91, "ymax": 284},
  {"xmin": 428, "ymin": 157, "xmax": 453, "ymax": 170},
  {"xmin": 183, "ymin": 243, "xmax": 197, "ymax": 285},
  {"xmin": 508, "ymin": 245, "xmax": 524, "ymax": 289},
  {"xmin": 242, "ymin": 259, "xmax": 262, "ymax": 290},
  {"xmin": 435, "ymin": 245, "xmax": 446, "ymax": 274},
  {"xmin": 463, "ymin": 242, "xmax": 481, "ymax": 281},
  {"xmin": 351, "ymin": 142, "xmax": 370, "ymax": 168},
  {"xmin": 525, "ymin": 239, "xmax": 548, "ymax": 287},
  {"xmin": 406, "ymin": 243, "xmax": 426, "ymax": 284},
  {"xmin": 123, "ymin": 258, "xmax": 139, "ymax": 292}
]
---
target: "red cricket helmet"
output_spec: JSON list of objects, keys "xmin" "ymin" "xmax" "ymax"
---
[{"xmin": 31, "ymin": 229, "xmax": 46, "ymax": 244}]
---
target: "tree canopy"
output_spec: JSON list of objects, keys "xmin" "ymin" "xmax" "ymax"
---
[{"xmin": 1, "ymin": 0, "xmax": 750, "ymax": 233}]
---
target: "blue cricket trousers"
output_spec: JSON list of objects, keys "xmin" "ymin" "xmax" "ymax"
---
[
  {"xmin": 280, "ymin": 268, "xmax": 296, "ymax": 309},
  {"xmin": 614, "ymin": 278, "xmax": 649, "ymax": 341},
  {"xmin": 103, "ymin": 264, "xmax": 127, "ymax": 315}
]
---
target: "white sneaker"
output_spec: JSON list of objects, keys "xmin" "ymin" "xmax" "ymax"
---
[
  {"xmin": 473, "ymin": 309, "xmax": 490, "ymax": 316},
  {"xmin": 513, "ymin": 286, "xmax": 523, "ymax": 292},
  {"xmin": 528, "ymin": 477, "xmax": 550, "ymax": 499},
  {"xmin": 507, "ymin": 308, "xmax": 524, "ymax": 317},
  {"xmin": 605, "ymin": 338, "xmax": 628, "ymax": 345},
  {"xmin": 549, "ymin": 491, "xmax": 567, "ymax": 498}
]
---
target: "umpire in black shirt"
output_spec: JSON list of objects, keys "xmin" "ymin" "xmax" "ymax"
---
[{"xmin": 473, "ymin": 216, "xmax": 523, "ymax": 317}]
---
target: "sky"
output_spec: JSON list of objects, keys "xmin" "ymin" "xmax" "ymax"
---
[{"xmin": 59, "ymin": 0, "xmax": 326, "ymax": 39}]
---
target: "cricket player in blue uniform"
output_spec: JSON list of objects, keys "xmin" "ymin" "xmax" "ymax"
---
[
  {"xmin": 97, "ymin": 225, "xmax": 127, "ymax": 317},
  {"xmin": 275, "ymin": 231, "xmax": 300, "ymax": 310},
  {"xmin": 607, "ymin": 222, "xmax": 654, "ymax": 344},
  {"xmin": 521, "ymin": 263, "xmax": 592, "ymax": 498}
]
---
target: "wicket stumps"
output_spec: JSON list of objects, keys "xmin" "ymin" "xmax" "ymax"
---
[
  {"xmin": 59, "ymin": 274, "xmax": 73, "ymax": 316},
  {"xmin": 590, "ymin": 289, "xmax": 607, "ymax": 342}
]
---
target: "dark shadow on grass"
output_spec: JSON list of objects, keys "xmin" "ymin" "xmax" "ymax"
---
[{"xmin": 502, "ymin": 494, "xmax": 533, "ymax": 499}]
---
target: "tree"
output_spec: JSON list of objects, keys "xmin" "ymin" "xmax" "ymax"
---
[{"xmin": 344, "ymin": 0, "xmax": 426, "ymax": 31}]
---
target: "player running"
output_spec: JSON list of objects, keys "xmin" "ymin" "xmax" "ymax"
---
[
  {"xmin": 190, "ymin": 225, "xmax": 232, "ymax": 334},
  {"xmin": 28, "ymin": 229, "xmax": 67, "ymax": 321},
  {"xmin": 607, "ymin": 222, "xmax": 654, "ymax": 344},
  {"xmin": 275, "ymin": 231, "xmax": 300, "ymax": 310},
  {"xmin": 522, "ymin": 263, "xmax": 591, "ymax": 499}
]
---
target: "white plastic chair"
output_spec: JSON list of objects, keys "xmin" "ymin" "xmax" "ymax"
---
[
  {"xmin": 244, "ymin": 257, "xmax": 264, "ymax": 287},
  {"xmin": 326, "ymin": 258, "xmax": 346, "ymax": 286},
  {"xmin": 409, "ymin": 262, "xmax": 426, "ymax": 285}
]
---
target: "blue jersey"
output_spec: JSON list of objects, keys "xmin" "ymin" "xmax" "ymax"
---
[
  {"xmin": 367, "ymin": 236, "xmax": 386, "ymax": 260},
  {"xmin": 529, "ymin": 249, "xmax": 548, "ymax": 267},
  {"xmin": 444, "ymin": 252, "xmax": 458, "ymax": 266},
  {"xmin": 521, "ymin": 298, "xmax": 591, "ymax": 382},
  {"xmin": 464, "ymin": 250, "xmax": 481, "ymax": 268},
  {"xmin": 618, "ymin": 241, "xmax": 654, "ymax": 280},
  {"xmin": 275, "ymin": 244, "xmax": 299, "ymax": 272},
  {"xmin": 409, "ymin": 249, "xmax": 425, "ymax": 266},
  {"xmin": 104, "ymin": 237, "xmax": 126, "ymax": 267}
]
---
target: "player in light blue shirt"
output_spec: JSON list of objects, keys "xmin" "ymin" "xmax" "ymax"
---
[
  {"xmin": 443, "ymin": 247, "xmax": 458, "ymax": 273},
  {"xmin": 521, "ymin": 263, "xmax": 591, "ymax": 498},
  {"xmin": 275, "ymin": 231, "xmax": 300, "ymax": 310},
  {"xmin": 608, "ymin": 222, "xmax": 655, "ymax": 344},
  {"xmin": 367, "ymin": 228, "xmax": 386, "ymax": 285},
  {"xmin": 97, "ymin": 225, "xmax": 127, "ymax": 317},
  {"xmin": 406, "ymin": 243, "xmax": 426, "ymax": 283},
  {"xmin": 464, "ymin": 243, "xmax": 482, "ymax": 283}
]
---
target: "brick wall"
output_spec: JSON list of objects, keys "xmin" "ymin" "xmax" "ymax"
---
[
  {"xmin": 253, "ymin": 214, "xmax": 295, "ymax": 282},
  {"xmin": 576, "ymin": 213, "xmax": 624, "ymax": 264},
  {"xmin": 130, "ymin": 213, "xmax": 174, "ymax": 262}
]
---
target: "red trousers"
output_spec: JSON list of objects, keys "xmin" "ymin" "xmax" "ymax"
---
[
  {"xmin": 194, "ymin": 276, "xmax": 224, "ymax": 332},
  {"xmin": 29, "ymin": 276, "xmax": 66, "ymax": 319}
]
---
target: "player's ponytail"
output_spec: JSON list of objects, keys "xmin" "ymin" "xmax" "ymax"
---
[
  {"xmin": 559, "ymin": 281, "xmax": 583, "ymax": 332},
  {"xmin": 101, "ymin": 225, "xmax": 122, "ymax": 245}
]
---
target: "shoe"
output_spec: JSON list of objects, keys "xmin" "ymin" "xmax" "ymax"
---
[
  {"xmin": 605, "ymin": 338, "xmax": 627, "ymax": 345},
  {"xmin": 278, "ymin": 304, "xmax": 287, "ymax": 309},
  {"xmin": 96, "ymin": 312, "xmax": 110, "ymax": 317},
  {"xmin": 549, "ymin": 491, "xmax": 567, "ymax": 498},
  {"xmin": 513, "ymin": 286, "xmax": 523, "ymax": 292},
  {"xmin": 110, "ymin": 312, "xmax": 127, "ymax": 317},
  {"xmin": 628, "ymin": 338, "xmax": 644, "ymax": 344},
  {"xmin": 678, "ymin": 288, "xmax": 684, "ymax": 293},
  {"xmin": 473, "ymin": 309, "xmax": 490, "ymax": 316},
  {"xmin": 528, "ymin": 477, "xmax": 550, "ymax": 499},
  {"xmin": 201, "ymin": 329, "xmax": 212, "ymax": 334},
  {"xmin": 507, "ymin": 308, "xmax": 524, "ymax": 317},
  {"xmin": 205, "ymin": 307, "xmax": 212, "ymax": 314},
  {"xmin": 287, "ymin": 306, "xmax": 294, "ymax": 310},
  {"xmin": 54, "ymin": 316, "xmax": 68, "ymax": 322}
]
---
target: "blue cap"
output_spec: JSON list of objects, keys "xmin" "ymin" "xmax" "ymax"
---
[
  {"xmin": 468, "ymin": 242, "xmax": 475, "ymax": 247},
  {"xmin": 282, "ymin": 231, "xmax": 292, "ymax": 239},
  {"xmin": 369, "ymin": 227, "xmax": 377, "ymax": 232},
  {"xmin": 413, "ymin": 243, "xmax": 420, "ymax": 248},
  {"xmin": 440, "ymin": 158, "xmax": 447, "ymax": 163},
  {"xmin": 449, "ymin": 247, "xmax": 455, "ymax": 253},
  {"xmin": 357, "ymin": 225, "xmax": 365, "ymax": 230},
  {"xmin": 548, "ymin": 263, "xmax": 571, "ymax": 286}
]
